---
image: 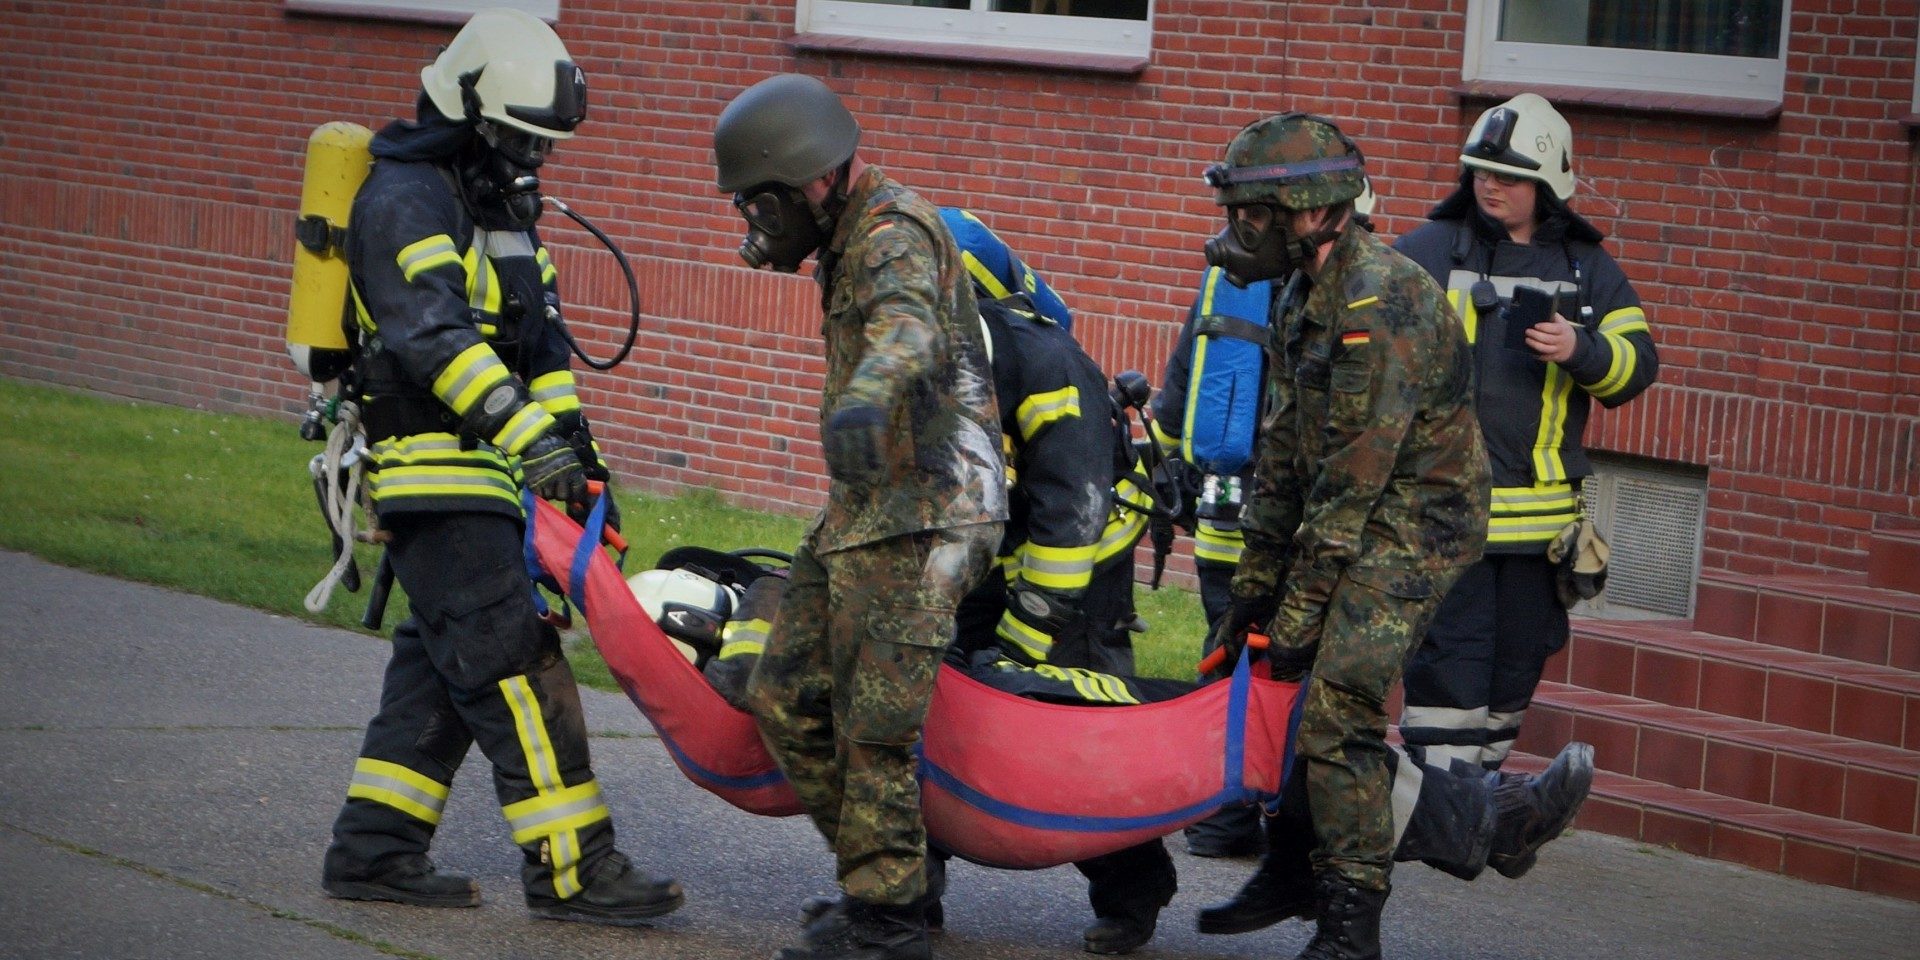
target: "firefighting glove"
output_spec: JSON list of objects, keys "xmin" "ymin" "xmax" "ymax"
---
[
  {"xmin": 567, "ymin": 481, "xmax": 622, "ymax": 534},
  {"xmin": 996, "ymin": 581, "xmax": 1082, "ymax": 666},
  {"xmin": 821, "ymin": 403, "xmax": 887, "ymax": 486},
  {"xmin": 521, "ymin": 432, "xmax": 587, "ymax": 505},
  {"xmin": 1203, "ymin": 592, "xmax": 1278, "ymax": 680}
]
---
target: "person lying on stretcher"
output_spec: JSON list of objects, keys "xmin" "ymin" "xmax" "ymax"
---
[{"xmin": 629, "ymin": 549, "xmax": 1594, "ymax": 941}]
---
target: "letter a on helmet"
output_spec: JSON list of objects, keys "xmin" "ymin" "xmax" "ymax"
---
[
  {"xmin": 420, "ymin": 8, "xmax": 587, "ymax": 140},
  {"xmin": 1461, "ymin": 92, "xmax": 1576, "ymax": 201}
]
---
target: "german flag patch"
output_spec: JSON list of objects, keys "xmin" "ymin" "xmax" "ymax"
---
[{"xmin": 1340, "ymin": 329, "xmax": 1371, "ymax": 347}]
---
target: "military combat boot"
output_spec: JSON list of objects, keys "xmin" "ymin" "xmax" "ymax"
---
[
  {"xmin": 1295, "ymin": 875, "xmax": 1387, "ymax": 960},
  {"xmin": 1487, "ymin": 741, "xmax": 1594, "ymax": 879},
  {"xmin": 1195, "ymin": 815, "xmax": 1314, "ymax": 935},
  {"xmin": 776, "ymin": 898, "xmax": 930, "ymax": 960},
  {"xmin": 800, "ymin": 855, "xmax": 946, "ymax": 936},
  {"xmin": 322, "ymin": 854, "xmax": 480, "ymax": 908},
  {"xmin": 526, "ymin": 850, "xmax": 684, "ymax": 926},
  {"xmin": 802, "ymin": 895, "xmax": 944, "ymax": 934}
]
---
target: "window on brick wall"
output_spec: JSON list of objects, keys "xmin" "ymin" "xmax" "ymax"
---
[
  {"xmin": 795, "ymin": 1, "xmax": 1152, "ymax": 60},
  {"xmin": 285, "ymin": 1, "xmax": 557, "ymax": 25},
  {"xmin": 1462, "ymin": 0, "xmax": 1788, "ymax": 104}
]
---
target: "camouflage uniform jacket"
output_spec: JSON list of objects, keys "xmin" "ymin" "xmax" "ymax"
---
[
  {"xmin": 807, "ymin": 167, "xmax": 1007, "ymax": 554},
  {"xmin": 1235, "ymin": 224, "xmax": 1490, "ymax": 644}
]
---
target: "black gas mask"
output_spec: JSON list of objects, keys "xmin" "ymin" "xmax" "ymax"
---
[
  {"xmin": 1203, "ymin": 203, "xmax": 1321, "ymax": 288},
  {"xmin": 733, "ymin": 183, "xmax": 830, "ymax": 273},
  {"xmin": 458, "ymin": 123, "xmax": 553, "ymax": 230}
]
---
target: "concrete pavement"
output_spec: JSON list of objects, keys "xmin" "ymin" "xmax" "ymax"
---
[{"xmin": 2, "ymin": 548, "xmax": 1914, "ymax": 960}]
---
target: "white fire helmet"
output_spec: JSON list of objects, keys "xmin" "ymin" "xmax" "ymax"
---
[
  {"xmin": 625, "ymin": 568, "xmax": 738, "ymax": 663},
  {"xmin": 1460, "ymin": 93, "xmax": 1576, "ymax": 202}
]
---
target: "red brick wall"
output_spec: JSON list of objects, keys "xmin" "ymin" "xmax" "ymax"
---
[{"xmin": 2, "ymin": 1, "xmax": 1915, "ymax": 578}]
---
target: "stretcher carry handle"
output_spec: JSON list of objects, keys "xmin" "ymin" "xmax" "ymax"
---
[
  {"xmin": 1197, "ymin": 631, "xmax": 1269, "ymax": 676},
  {"xmin": 583, "ymin": 481, "xmax": 628, "ymax": 553}
]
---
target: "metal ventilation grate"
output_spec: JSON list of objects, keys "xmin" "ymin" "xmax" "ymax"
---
[{"xmin": 1581, "ymin": 459, "xmax": 1707, "ymax": 619}]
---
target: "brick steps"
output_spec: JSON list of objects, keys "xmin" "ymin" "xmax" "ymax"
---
[
  {"xmin": 1502, "ymin": 750, "xmax": 1920, "ymax": 902},
  {"xmin": 1693, "ymin": 571, "xmax": 1920, "ymax": 670},
  {"xmin": 1551, "ymin": 618, "xmax": 1920, "ymax": 751},
  {"xmin": 1517, "ymin": 681, "xmax": 1919, "ymax": 836},
  {"xmin": 1868, "ymin": 527, "xmax": 1920, "ymax": 595}
]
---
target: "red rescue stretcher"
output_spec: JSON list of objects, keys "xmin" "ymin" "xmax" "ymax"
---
[{"xmin": 528, "ymin": 495, "xmax": 1305, "ymax": 869}]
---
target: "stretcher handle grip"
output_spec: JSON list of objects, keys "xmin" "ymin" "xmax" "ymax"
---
[
  {"xmin": 1197, "ymin": 631, "xmax": 1270, "ymax": 676},
  {"xmin": 583, "ymin": 481, "xmax": 628, "ymax": 553}
]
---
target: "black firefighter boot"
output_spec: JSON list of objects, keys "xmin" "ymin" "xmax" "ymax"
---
[
  {"xmin": 776, "ymin": 898, "xmax": 931, "ymax": 960},
  {"xmin": 1486, "ymin": 741, "xmax": 1595, "ymax": 879},
  {"xmin": 1295, "ymin": 874, "xmax": 1388, "ymax": 960},
  {"xmin": 527, "ymin": 850, "xmax": 684, "ymax": 926},
  {"xmin": 1195, "ymin": 808, "xmax": 1315, "ymax": 935},
  {"xmin": 322, "ymin": 852, "xmax": 480, "ymax": 908}
]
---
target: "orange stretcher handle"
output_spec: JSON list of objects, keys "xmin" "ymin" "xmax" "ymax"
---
[
  {"xmin": 583, "ymin": 481, "xmax": 628, "ymax": 553},
  {"xmin": 1197, "ymin": 631, "xmax": 1270, "ymax": 675}
]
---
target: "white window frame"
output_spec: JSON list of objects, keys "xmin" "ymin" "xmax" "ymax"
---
[
  {"xmin": 1461, "ymin": 0, "xmax": 1790, "ymax": 103},
  {"xmin": 285, "ymin": 0, "xmax": 557, "ymax": 24},
  {"xmin": 796, "ymin": 1, "xmax": 1152, "ymax": 60}
]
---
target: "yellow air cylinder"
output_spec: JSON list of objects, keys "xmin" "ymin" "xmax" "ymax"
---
[{"xmin": 288, "ymin": 121, "xmax": 374, "ymax": 382}]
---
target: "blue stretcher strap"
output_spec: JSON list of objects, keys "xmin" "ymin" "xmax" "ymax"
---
[
  {"xmin": 568, "ymin": 488, "xmax": 611, "ymax": 613},
  {"xmin": 656, "ymin": 727, "xmax": 788, "ymax": 791},
  {"xmin": 521, "ymin": 487, "xmax": 561, "ymax": 620},
  {"xmin": 1224, "ymin": 642, "xmax": 1251, "ymax": 800},
  {"xmin": 919, "ymin": 759, "xmax": 1248, "ymax": 833}
]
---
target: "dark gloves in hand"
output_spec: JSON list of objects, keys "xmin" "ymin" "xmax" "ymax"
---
[
  {"xmin": 1204, "ymin": 592, "xmax": 1278, "ymax": 678},
  {"xmin": 822, "ymin": 403, "xmax": 888, "ymax": 486},
  {"xmin": 521, "ymin": 432, "xmax": 587, "ymax": 505},
  {"xmin": 566, "ymin": 481, "xmax": 621, "ymax": 533}
]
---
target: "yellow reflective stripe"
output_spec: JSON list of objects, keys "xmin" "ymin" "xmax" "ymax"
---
[
  {"xmin": 1194, "ymin": 520, "xmax": 1244, "ymax": 564},
  {"xmin": 492, "ymin": 402, "xmax": 555, "ymax": 456},
  {"xmin": 345, "ymin": 757, "xmax": 450, "ymax": 825},
  {"xmin": 1148, "ymin": 417, "xmax": 1179, "ymax": 455},
  {"xmin": 996, "ymin": 611, "xmax": 1052, "ymax": 662},
  {"xmin": 1587, "ymin": 330, "xmax": 1641, "ymax": 399},
  {"xmin": 536, "ymin": 247, "xmax": 558, "ymax": 285},
  {"xmin": 350, "ymin": 283, "xmax": 376, "ymax": 333},
  {"xmin": 1448, "ymin": 288, "xmax": 1479, "ymax": 344},
  {"xmin": 963, "ymin": 250, "xmax": 1015, "ymax": 301},
  {"xmin": 372, "ymin": 434, "xmax": 506, "ymax": 465},
  {"xmin": 1020, "ymin": 541, "xmax": 1097, "ymax": 592},
  {"xmin": 1181, "ymin": 269, "xmax": 1229, "ymax": 464},
  {"xmin": 1014, "ymin": 385, "xmax": 1080, "ymax": 441},
  {"xmin": 1532, "ymin": 363, "xmax": 1572, "ymax": 483},
  {"xmin": 368, "ymin": 466, "xmax": 520, "ymax": 503},
  {"xmin": 719, "ymin": 618, "xmax": 771, "ymax": 660},
  {"xmin": 397, "ymin": 235, "xmax": 460, "ymax": 282},
  {"xmin": 1346, "ymin": 295, "xmax": 1380, "ymax": 310},
  {"xmin": 464, "ymin": 247, "xmax": 503, "ymax": 315},
  {"xmin": 1030, "ymin": 663, "xmax": 1141, "ymax": 705},
  {"xmin": 1490, "ymin": 483, "xmax": 1577, "ymax": 516},
  {"xmin": 432, "ymin": 343, "xmax": 511, "ymax": 415},
  {"xmin": 502, "ymin": 675, "xmax": 562, "ymax": 790},
  {"xmin": 1488, "ymin": 514, "xmax": 1577, "ymax": 545},
  {"xmin": 1599, "ymin": 306, "xmax": 1649, "ymax": 337},
  {"xmin": 528, "ymin": 370, "xmax": 580, "ymax": 416},
  {"xmin": 502, "ymin": 781, "xmax": 610, "ymax": 845},
  {"xmin": 1096, "ymin": 477, "xmax": 1151, "ymax": 564}
]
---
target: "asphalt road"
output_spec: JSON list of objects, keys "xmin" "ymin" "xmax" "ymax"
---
[{"xmin": 1, "ymin": 549, "xmax": 1914, "ymax": 960}]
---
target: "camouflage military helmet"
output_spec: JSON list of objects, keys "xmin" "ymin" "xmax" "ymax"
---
[
  {"xmin": 714, "ymin": 74, "xmax": 860, "ymax": 193},
  {"xmin": 1205, "ymin": 113, "xmax": 1367, "ymax": 211}
]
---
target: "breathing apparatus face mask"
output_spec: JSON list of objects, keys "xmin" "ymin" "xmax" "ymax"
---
[
  {"xmin": 1203, "ymin": 203, "xmax": 1318, "ymax": 288},
  {"xmin": 733, "ymin": 183, "xmax": 830, "ymax": 273},
  {"xmin": 460, "ymin": 123, "xmax": 551, "ymax": 230}
]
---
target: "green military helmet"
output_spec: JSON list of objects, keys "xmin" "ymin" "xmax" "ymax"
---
[
  {"xmin": 1204, "ymin": 112, "xmax": 1367, "ymax": 211},
  {"xmin": 714, "ymin": 74, "xmax": 860, "ymax": 193}
]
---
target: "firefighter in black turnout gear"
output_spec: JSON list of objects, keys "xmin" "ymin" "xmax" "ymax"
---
[
  {"xmin": 319, "ymin": 9, "xmax": 682, "ymax": 925},
  {"xmin": 949, "ymin": 283, "xmax": 1170, "ymax": 955}
]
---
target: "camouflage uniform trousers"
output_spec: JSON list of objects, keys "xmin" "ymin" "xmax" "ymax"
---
[
  {"xmin": 1273, "ymin": 562, "xmax": 1466, "ymax": 892},
  {"xmin": 746, "ymin": 522, "xmax": 1000, "ymax": 905}
]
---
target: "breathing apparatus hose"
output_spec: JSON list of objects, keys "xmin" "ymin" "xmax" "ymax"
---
[
  {"xmin": 305, "ymin": 401, "xmax": 368, "ymax": 614},
  {"xmin": 544, "ymin": 195, "xmax": 641, "ymax": 371}
]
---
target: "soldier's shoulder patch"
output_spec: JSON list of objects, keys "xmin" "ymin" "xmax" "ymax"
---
[{"xmin": 859, "ymin": 214, "xmax": 932, "ymax": 272}]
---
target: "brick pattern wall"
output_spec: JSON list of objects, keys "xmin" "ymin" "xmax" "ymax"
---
[{"xmin": 2, "ymin": 0, "xmax": 1915, "ymax": 575}]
